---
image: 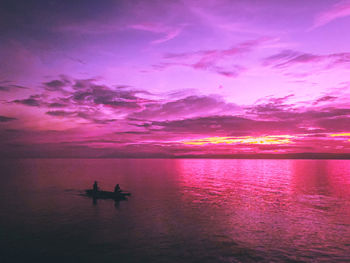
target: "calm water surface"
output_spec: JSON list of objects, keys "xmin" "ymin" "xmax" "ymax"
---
[{"xmin": 1, "ymin": 159, "xmax": 350, "ymax": 262}]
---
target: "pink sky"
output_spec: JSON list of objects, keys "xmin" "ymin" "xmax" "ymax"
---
[{"xmin": 1, "ymin": 0, "xmax": 350, "ymax": 158}]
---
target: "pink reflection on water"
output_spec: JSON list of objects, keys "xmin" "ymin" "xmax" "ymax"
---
[
  {"xmin": 176, "ymin": 159, "xmax": 350, "ymax": 259},
  {"xmin": 292, "ymin": 160, "xmax": 350, "ymax": 198},
  {"xmin": 1, "ymin": 159, "xmax": 350, "ymax": 261}
]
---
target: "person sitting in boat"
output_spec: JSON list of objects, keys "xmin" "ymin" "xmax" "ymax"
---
[
  {"xmin": 114, "ymin": 184, "xmax": 121, "ymax": 193},
  {"xmin": 93, "ymin": 181, "xmax": 98, "ymax": 192}
]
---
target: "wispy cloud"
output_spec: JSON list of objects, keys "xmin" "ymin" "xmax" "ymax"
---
[
  {"xmin": 0, "ymin": 83, "xmax": 27, "ymax": 92},
  {"xmin": 153, "ymin": 37, "xmax": 272, "ymax": 77},
  {"xmin": 129, "ymin": 23, "xmax": 183, "ymax": 44},
  {"xmin": 311, "ymin": 0, "xmax": 350, "ymax": 30},
  {"xmin": 130, "ymin": 95, "xmax": 239, "ymax": 121},
  {"xmin": 263, "ymin": 49, "xmax": 350, "ymax": 76}
]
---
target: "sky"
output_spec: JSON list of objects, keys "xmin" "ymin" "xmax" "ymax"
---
[{"xmin": 1, "ymin": 0, "xmax": 350, "ymax": 158}]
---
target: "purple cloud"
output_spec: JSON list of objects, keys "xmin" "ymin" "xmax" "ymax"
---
[
  {"xmin": 248, "ymin": 98, "xmax": 350, "ymax": 124},
  {"xmin": 153, "ymin": 37, "xmax": 271, "ymax": 77},
  {"xmin": 45, "ymin": 110, "xmax": 117, "ymax": 124},
  {"xmin": 311, "ymin": 0, "xmax": 350, "ymax": 30},
  {"xmin": 0, "ymin": 115, "xmax": 17, "ymax": 122},
  {"xmin": 13, "ymin": 95, "xmax": 41, "ymax": 107},
  {"xmin": 0, "ymin": 86, "xmax": 10, "ymax": 92},
  {"xmin": 129, "ymin": 23, "xmax": 183, "ymax": 44},
  {"xmin": 131, "ymin": 95, "xmax": 239, "ymax": 121},
  {"xmin": 46, "ymin": 110, "xmax": 76, "ymax": 117},
  {"xmin": 9, "ymin": 78, "xmax": 153, "ymax": 124},
  {"xmin": 264, "ymin": 50, "xmax": 350, "ymax": 70},
  {"xmin": 44, "ymin": 78, "xmax": 71, "ymax": 92},
  {"xmin": 317, "ymin": 117, "xmax": 350, "ymax": 132},
  {"xmin": 48, "ymin": 102, "xmax": 68, "ymax": 108},
  {"xmin": 0, "ymin": 83, "xmax": 28, "ymax": 92},
  {"xmin": 134, "ymin": 115, "xmax": 304, "ymax": 137},
  {"xmin": 313, "ymin": 95, "xmax": 338, "ymax": 105},
  {"xmin": 70, "ymin": 82, "xmax": 147, "ymax": 110}
]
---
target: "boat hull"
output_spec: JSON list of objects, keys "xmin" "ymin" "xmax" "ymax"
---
[{"xmin": 86, "ymin": 189, "xmax": 131, "ymax": 200}]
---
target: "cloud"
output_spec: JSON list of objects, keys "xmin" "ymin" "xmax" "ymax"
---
[
  {"xmin": 246, "ymin": 94, "xmax": 296, "ymax": 119},
  {"xmin": 45, "ymin": 110, "xmax": 117, "ymax": 124},
  {"xmin": 136, "ymin": 115, "xmax": 304, "ymax": 137},
  {"xmin": 0, "ymin": 115, "xmax": 17, "ymax": 122},
  {"xmin": 317, "ymin": 117, "xmax": 350, "ymax": 132},
  {"xmin": 8, "ymin": 77, "xmax": 154, "ymax": 124},
  {"xmin": 151, "ymin": 28, "xmax": 182, "ymax": 44},
  {"xmin": 164, "ymin": 37, "xmax": 273, "ymax": 60},
  {"xmin": 43, "ymin": 77, "xmax": 71, "ymax": 92},
  {"xmin": 13, "ymin": 95, "xmax": 41, "ymax": 107},
  {"xmin": 70, "ymin": 81, "xmax": 148, "ymax": 110},
  {"xmin": 263, "ymin": 49, "xmax": 350, "ymax": 73},
  {"xmin": 48, "ymin": 102, "xmax": 68, "ymax": 108},
  {"xmin": 0, "ymin": 86, "xmax": 11, "ymax": 92},
  {"xmin": 313, "ymin": 95, "xmax": 337, "ymax": 105},
  {"xmin": 115, "ymin": 131, "xmax": 151, "ymax": 135},
  {"xmin": 311, "ymin": 0, "xmax": 350, "ymax": 30},
  {"xmin": 4, "ymin": 74, "xmax": 350, "ymax": 157},
  {"xmin": 248, "ymin": 96, "xmax": 350, "ymax": 124},
  {"xmin": 129, "ymin": 23, "xmax": 183, "ymax": 44},
  {"xmin": 46, "ymin": 110, "xmax": 75, "ymax": 117},
  {"xmin": 153, "ymin": 37, "xmax": 272, "ymax": 77},
  {"xmin": 0, "ymin": 84, "xmax": 27, "ymax": 92},
  {"xmin": 130, "ymin": 95, "xmax": 239, "ymax": 121}
]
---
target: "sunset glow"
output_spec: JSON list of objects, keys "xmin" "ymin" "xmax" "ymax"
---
[
  {"xmin": 182, "ymin": 135, "xmax": 295, "ymax": 146},
  {"xmin": 1, "ymin": 0, "xmax": 350, "ymax": 158},
  {"xmin": 330, "ymin": 133, "xmax": 350, "ymax": 137}
]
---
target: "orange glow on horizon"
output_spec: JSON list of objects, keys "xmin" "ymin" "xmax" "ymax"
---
[
  {"xmin": 330, "ymin": 133, "xmax": 350, "ymax": 137},
  {"xmin": 330, "ymin": 133, "xmax": 350, "ymax": 142},
  {"xmin": 182, "ymin": 135, "xmax": 295, "ymax": 146}
]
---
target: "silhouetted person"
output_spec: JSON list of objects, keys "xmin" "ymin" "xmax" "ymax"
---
[
  {"xmin": 93, "ymin": 181, "xmax": 98, "ymax": 192},
  {"xmin": 114, "ymin": 184, "xmax": 121, "ymax": 193}
]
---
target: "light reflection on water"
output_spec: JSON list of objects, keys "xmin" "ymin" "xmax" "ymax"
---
[{"xmin": 0, "ymin": 159, "xmax": 350, "ymax": 262}]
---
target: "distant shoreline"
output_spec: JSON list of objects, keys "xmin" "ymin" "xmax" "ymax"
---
[{"xmin": 2, "ymin": 153, "xmax": 350, "ymax": 160}]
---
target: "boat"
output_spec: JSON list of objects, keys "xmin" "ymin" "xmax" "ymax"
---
[{"xmin": 85, "ymin": 189, "xmax": 131, "ymax": 200}]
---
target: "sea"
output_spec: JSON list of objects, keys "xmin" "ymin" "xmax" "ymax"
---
[{"xmin": 0, "ymin": 159, "xmax": 350, "ymax": 262}]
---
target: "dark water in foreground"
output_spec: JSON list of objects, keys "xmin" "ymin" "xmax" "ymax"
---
[{"xmin": 1, "ymin": 159, "xmax": 350, "ymax": 262}]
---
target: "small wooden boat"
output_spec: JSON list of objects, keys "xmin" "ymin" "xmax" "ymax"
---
[{"xmin": 85, "ymin": 189, "xmax": 131, "ymax": 200}]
